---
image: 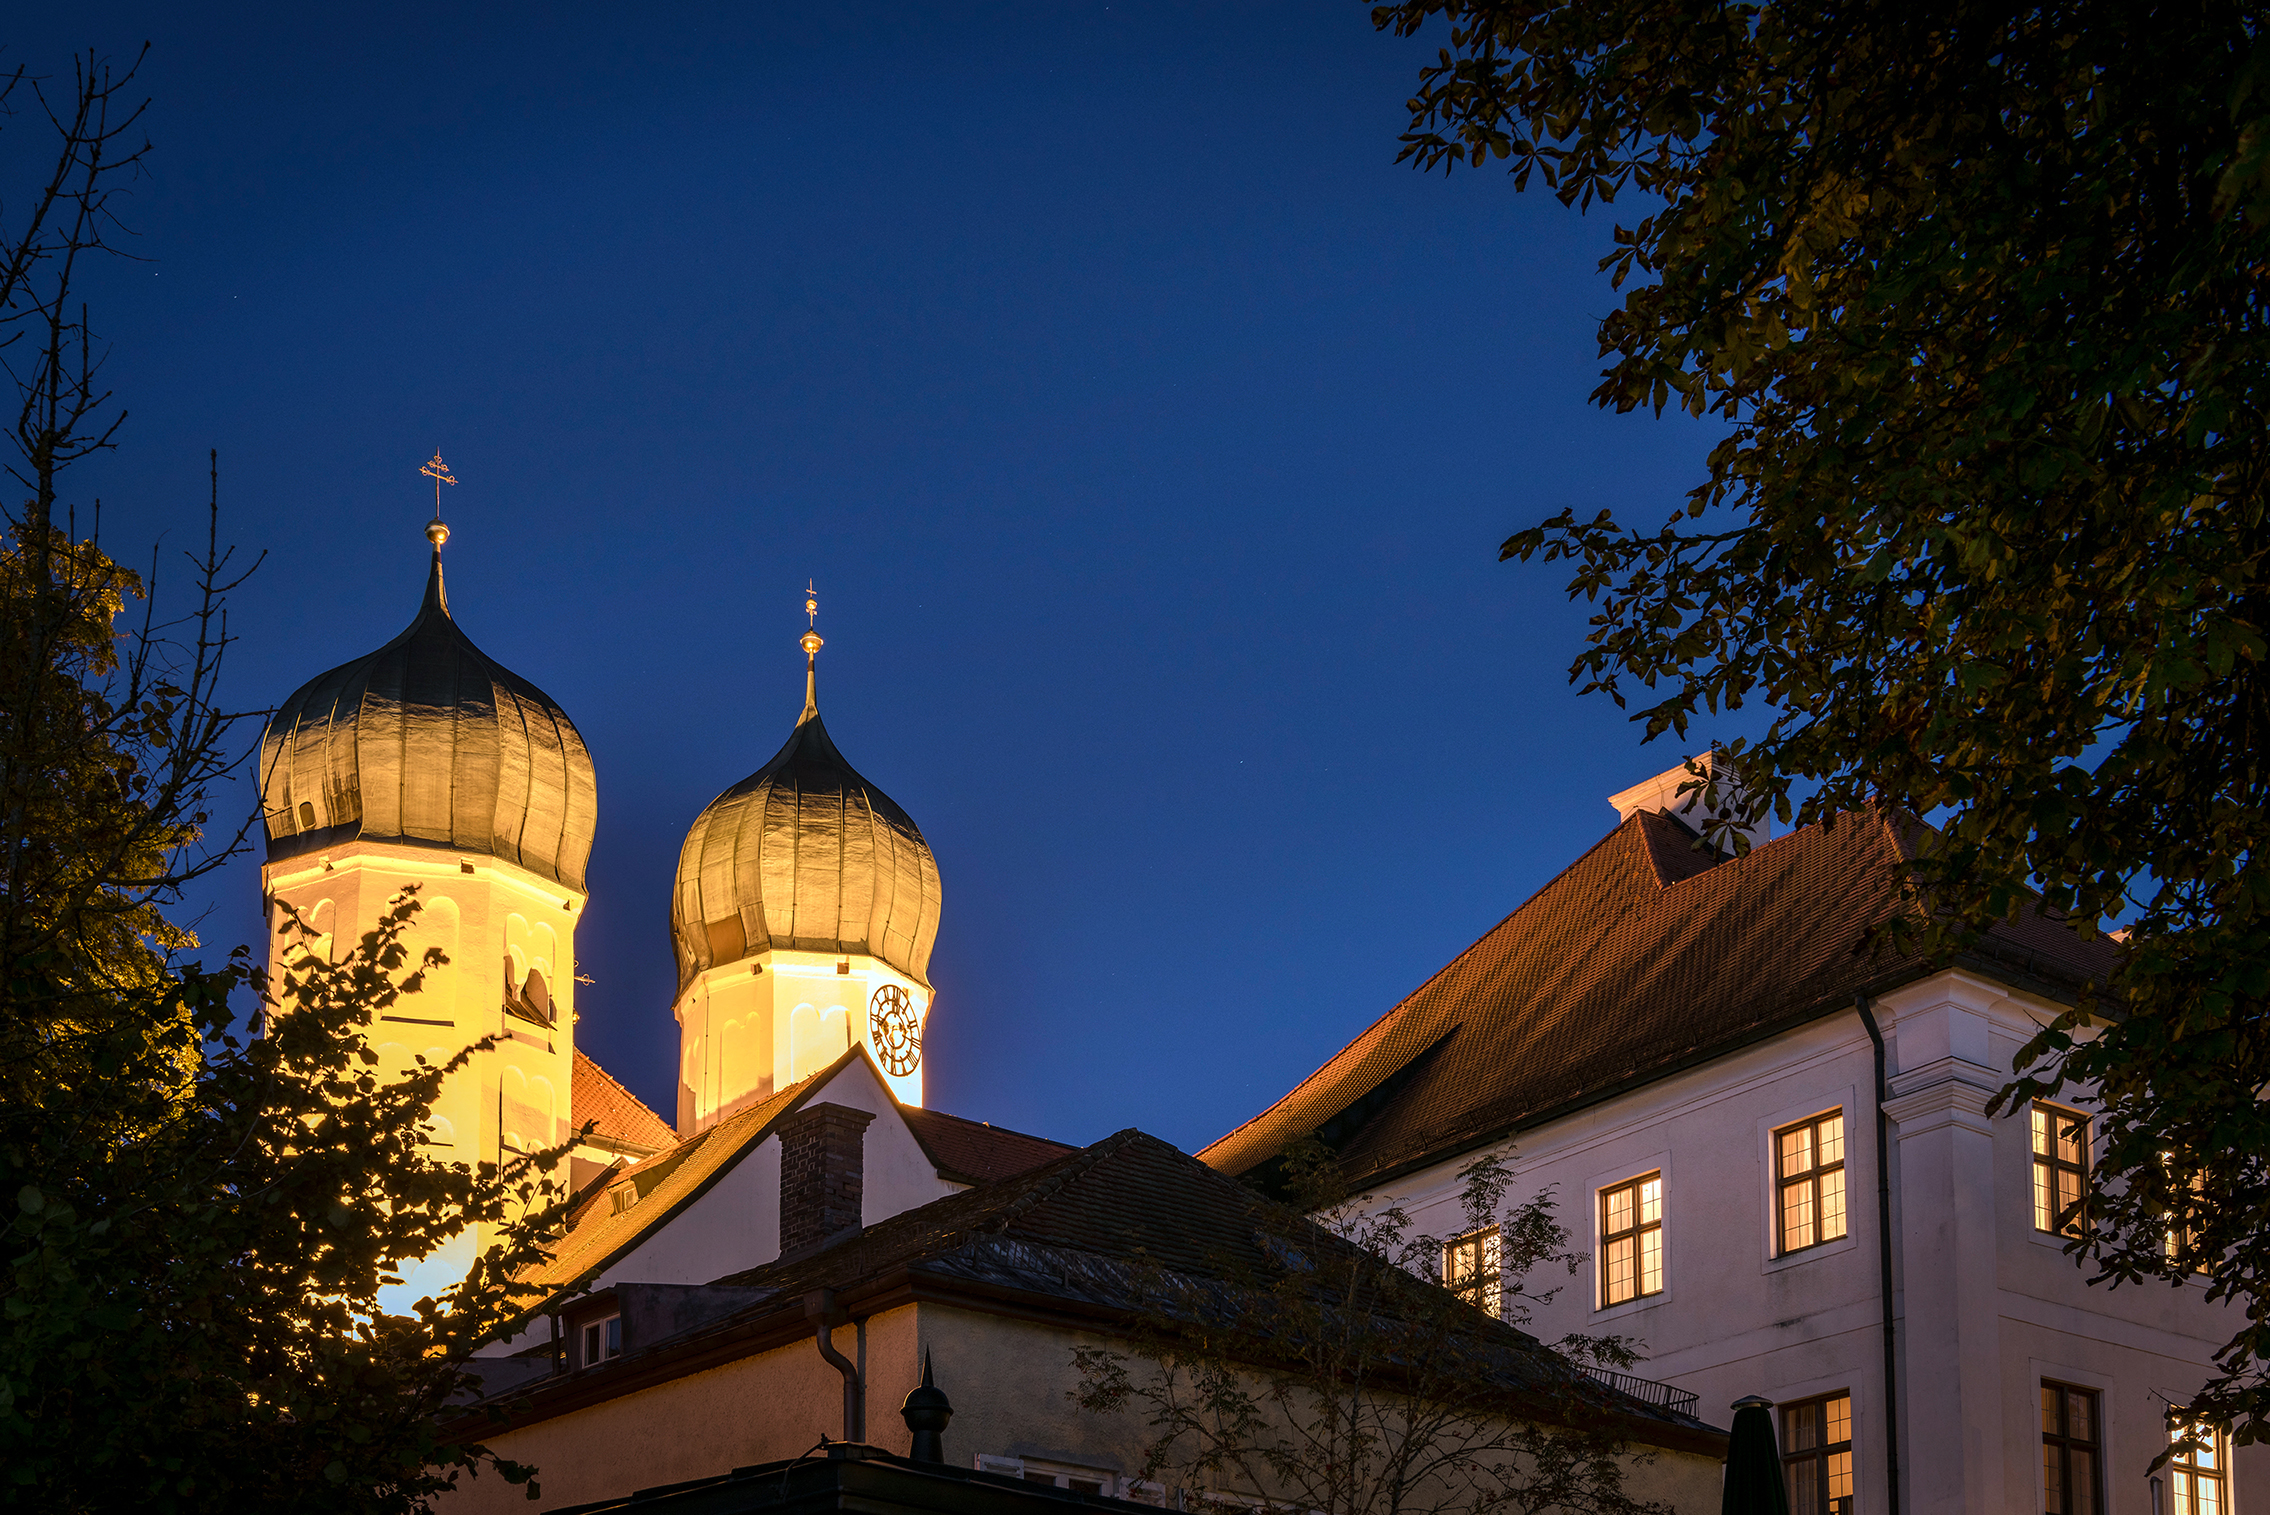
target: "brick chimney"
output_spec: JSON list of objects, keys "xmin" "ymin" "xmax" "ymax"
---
[{"xmin": 778, "ymin": 1102, "xmax": 874, "ymax": 1260}]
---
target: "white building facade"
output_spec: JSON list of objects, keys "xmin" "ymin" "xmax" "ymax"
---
[{"xmin": 1205, "ymin": 768, "xmax": 2259, "ymax": 1515}]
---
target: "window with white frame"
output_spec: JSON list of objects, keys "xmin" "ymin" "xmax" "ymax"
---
[
  {"xmin": 1599, "ymin": 1172, "xmax": 1663, "ymax": 1307},
  {"xmin": 1443, "ymin": 1226, "xmax": 1501, "ymax": 1317},
  {"xmin": 2169, "ymin": 1418, "xmax": 2229, "ymax": 1515},
  {"xmin": 2031, "ymin": 1103, "xmax": 2091, "ymax": 1237},
  {"xmin": 2164, "ymin": 1156, "xmax": 2207, "ymax": 1270},
  {"xmin": 579, "ymin": 1313, "xmax": 621, "ymax": 1368},
  {"xmin": 2040, "ymin": 1380, "xmax": 2102, "ymax": 1515},
  {"xmin": 1781, "ymin": 1391, "xmax": 1853, "ymax": 1515},
  {"xmin": 1775, "ymin": 1109, "xmax": 1848, "ymax": 1255}
]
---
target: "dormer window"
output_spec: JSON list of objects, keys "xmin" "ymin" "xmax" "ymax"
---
[{"xmin": 580, "ymin": 1314, "xmax": 621, "ymax": 1367}]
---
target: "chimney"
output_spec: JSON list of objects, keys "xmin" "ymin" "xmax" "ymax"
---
[
  {"xmin": 779, "ymin": 1102, "xmax": 875, "ymax": 1260},
  {"xmin": 1606, "ymin": 751, "xmax": 1770, "ymax": 851}
]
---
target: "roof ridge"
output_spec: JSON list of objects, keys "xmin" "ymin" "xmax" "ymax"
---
[
  {"xmin": 982, "ymin": 1127, "xmax": 1150, "ymax": 1235},
  {"xmin": 904, "ymin": 1105, "xmax": 1072, "ymax": 1149},
  {"xmin": 1199, "ymin": 817, "xmax": 1655, "ymax": 1159}
]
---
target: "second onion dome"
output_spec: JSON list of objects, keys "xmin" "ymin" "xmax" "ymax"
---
[{"xmin": 670, "ymin": 618, "xmax": 941, "ymax": 991}]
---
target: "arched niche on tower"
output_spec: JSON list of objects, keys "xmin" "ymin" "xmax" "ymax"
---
[
  {"xmin": 405, "ymin": 894, "xmax": 462, "ymax": 1022},
  {"xmin": 305, "ymin": 898, "xmax": 335, "ymax": 964},
  {"xmin": 499, "ymin": 1066, "xmax": 557, "ymax": 1156},
  {"xmin": 719, "ymin": 1016, "xmax": 767, "ymax": 1113},
  {"xmin": 504, "ymin": 913, "xmax": 563, "ymax": 1020},
  {"xmin": 788, "ymin": 1002, "xmax": 851, "ymax": 1083}
]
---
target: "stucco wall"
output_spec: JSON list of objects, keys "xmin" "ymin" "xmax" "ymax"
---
[
  {"xmin": 1354, "ymin": 967, "xmax": 2265, "ymax": 1514},
  {"xmin": 914, "ymin": 1306, "xmax": 1721, "ymax": 1513},
  {"xmin": 442, "ymin": 1301, "xmax": 1721, "ymax": 1514},
  {"xmin": 441, "ymin": 1305, "xmax": 920, "ymax": 1514},
  {"xmin": 266, "ymin": 842, "xmax": 582, "ymax": 1317},
  {"xmin": 605, "ymin": 1057, "xmax": 956, "ymax": 1287}
]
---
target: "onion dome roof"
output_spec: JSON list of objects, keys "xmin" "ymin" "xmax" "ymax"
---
[
  {"xmin": 672, "ymin": 626, "xmax": 941, "ymax": 991},
  {"xmin": 258, "ymin": 527, "xmax": 598, "ymax": 891}
]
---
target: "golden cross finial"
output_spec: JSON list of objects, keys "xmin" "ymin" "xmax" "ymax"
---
[
  {"xmin": 421, "ymin": 451, "xmax": 457, "ymax": 547},
  {"xmin": 799, "ymin": 580, "xmax": 824, "ymax": 721}
]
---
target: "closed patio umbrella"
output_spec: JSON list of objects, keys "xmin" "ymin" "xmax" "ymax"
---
[{"xmin": 1723, "ymin": 1395, "xmax": 1790, "ymax": 1515}]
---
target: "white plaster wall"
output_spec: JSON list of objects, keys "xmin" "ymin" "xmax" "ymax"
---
[
  {"xmin": 678, "ymin": 952, "xmax": 933, "ymax": 1133},
  {"xmin": 1350, "ymin": 968, "xmax": 2265, "ymax": 1515},
  {"xmin": 265, "ymin": 842, "xmax": 584, "ymax": 1317},
  {"xmin": 597, "ymin": 1059, "xmax": 960, "ymax": 1290}
]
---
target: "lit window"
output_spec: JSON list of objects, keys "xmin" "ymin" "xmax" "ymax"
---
[
  {"xmin": 1443, "ymin": 1226, "xmax": 1501, "ymax": 1317},
  {"xmin": 2031, "ymin": 1105, "xmax": 2090, "ymax": 1237},
  {"xmin": 2164, "ymin": 1159, "xmax": 2206, "ymax": 1270},
  {"xmin": 580, "ymin": 1314, "xmax": 621, "ymax": 1367},
  {"xmin": 2170, "ymin": 1419, "xmax": 2228, "ymax": 1515},
  {"xmin": 2041, "ymin": 1381, "xmax": 2102, "ymax": 1515},
  {"xmin": 1600, "ymin": 1173, "xmax": 1663, "ymax": 1307},
  {"xmin": 1782, "ymin": 1392, "xmax": 1853, "ymax": 1515},
  {"xmin": 1775, "ymin": 1110, "xmax": 1849, "ymax": 1255}
]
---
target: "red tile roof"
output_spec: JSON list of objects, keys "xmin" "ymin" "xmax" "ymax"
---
[
  {"xmin": 1200, "ymin": 809, "xmax": 2117, "ymax": 1188},
  {"xmin": 900, "ymin": 1106, "xmax": 1075, "ymax": 1184},
  {"xmin": 573, "ymin": 1048, "xmax": 676, "ymax": 1155}
]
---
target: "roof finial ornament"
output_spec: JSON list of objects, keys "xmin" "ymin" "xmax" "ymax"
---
[
  {"xmin": 800, "ymin": 580, "xmax": 823, "ymax": 722},
  {"xmin": 421, "ymin": 451, "xmax": 457, "ymax": 549}
]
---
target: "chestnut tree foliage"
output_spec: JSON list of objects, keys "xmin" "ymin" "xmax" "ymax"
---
[
  {"xmin": 1372, "ymin": 0, "xmax": 2270, "ymax": 1434},
  {"xmin": 0, "ymin": 51, "xmax": 567, "ymax": 1513}
]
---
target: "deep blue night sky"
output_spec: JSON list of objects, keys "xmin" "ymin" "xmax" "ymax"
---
[{"xmin": 18, "ymin": 5, "xmax": 1727, "ymax": 1152}]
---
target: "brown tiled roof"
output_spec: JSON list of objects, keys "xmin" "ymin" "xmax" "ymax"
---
[
  {"xmin": 1200, "ymin": 809, "xmax": 2117, "ymax": 1188},
  {"xmin": 573, "ymin": 1048, "xmax": 677, "ymax": 1155},
  {"xmin": 700, "ymin": 1129, "xmax": 1717, "ymax": 1448},
  {"xmin": 900, "ymin": 1106, "xmax": 1075, "ymax": 1184},
  {"xmin": 709, "ymin": 1129, "xmax": 1254, "ymax": 1292}
]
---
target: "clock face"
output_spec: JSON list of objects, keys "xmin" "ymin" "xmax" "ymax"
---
[{"xmin": 868, "ymin": 984, "xmax": 922, "ymax": 1076}]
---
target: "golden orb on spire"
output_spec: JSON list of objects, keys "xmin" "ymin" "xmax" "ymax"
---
[
  {"xmin": 420, "ymin": 451, "xmax": 457, "ymax": 550},
  {"xmin": 799, "ymin": 583, "xmax": 824, "ymax": 720}
]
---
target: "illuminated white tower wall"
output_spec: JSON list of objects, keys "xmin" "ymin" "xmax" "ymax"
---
[{"xmin": 258, "ymin": 515, "xmax": 598, "ymax": 1302}]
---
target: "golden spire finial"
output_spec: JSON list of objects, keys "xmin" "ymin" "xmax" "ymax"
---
[
  {"xmin": 421, "ymin": 451, "xmax": 457, "ymax": 547},
  {"xmin": 800, "ymin": 581, "xmax": 823, "ymax": 721}
]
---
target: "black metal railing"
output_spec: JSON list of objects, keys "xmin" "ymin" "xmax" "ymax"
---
[{"xmin": 1581, "ymin": 1367, "xmax": 1700, "ymax": 1419}]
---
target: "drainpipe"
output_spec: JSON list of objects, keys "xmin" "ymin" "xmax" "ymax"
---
[
  {"xmin": 805, "ymin": 1289, "xmax": 864, "ymax": 1442},
  {"xmin": 1856, "ymin": 995, "xmax": 1902, "ymax": 1515}
]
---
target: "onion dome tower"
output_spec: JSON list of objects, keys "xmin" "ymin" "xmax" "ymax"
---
[
  {"xmin": 671, "ymin": 590, "xmax": 942, "ymax": 1130},
  {"xmin": 257, "ymin": 463, "xmax": 594, "ymax": 1305},
  {"xmin": 260, "ymin": 528, "xmax": 598, "ymax": 888}
]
